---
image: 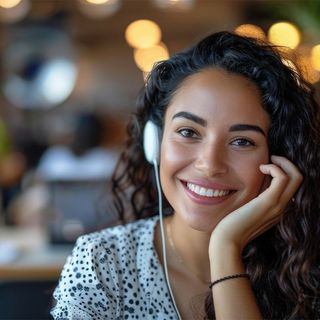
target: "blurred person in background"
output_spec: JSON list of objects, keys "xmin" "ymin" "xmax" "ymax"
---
[
  {"xmin": 7, "ymin": 112, "xmax": 119, "ymax": 227},
  {"xmin": 37, "ymin": 112, "xmax": 118, "ymax": 181}
]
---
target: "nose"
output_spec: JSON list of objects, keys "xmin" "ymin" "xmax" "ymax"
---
[{"xmin": 194, "ymin": 141, "xmax": 228, "ymax": 177}]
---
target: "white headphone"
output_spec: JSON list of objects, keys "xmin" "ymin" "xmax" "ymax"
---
[{"xmin": 143, "ymin": 120, "xmax": 161, "ymax": 164}]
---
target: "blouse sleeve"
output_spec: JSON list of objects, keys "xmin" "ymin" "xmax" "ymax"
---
[{"xmin": 51, "ymin": 234, "xmax": 119, "ymax": 320}]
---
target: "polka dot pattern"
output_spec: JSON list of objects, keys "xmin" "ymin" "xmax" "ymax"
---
[{"xmin": 51, "ymin": 216, "xmax": 178, "ymax": 319}]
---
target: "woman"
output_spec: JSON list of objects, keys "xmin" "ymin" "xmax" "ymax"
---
[{"xmin": 52, "ymin": 31, "xmax": 320, "ymax": 319}]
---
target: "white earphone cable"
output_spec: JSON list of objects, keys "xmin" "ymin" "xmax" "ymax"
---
[{"xmin": 153, "ymin": 159, "xmax": 182, "ymax": 320}]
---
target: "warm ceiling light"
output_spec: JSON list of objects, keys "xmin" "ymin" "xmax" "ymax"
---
[
  {"xmin": 85, "ymin": 0, "xmax": 111, "ymax": 4},
  {"xmin": 134, "ymin": 43, "xmax": 169, "ymax": 72},
  {"xmin": 125, "ymin": 19, "xmax": 162, "ymax": 49},
  {"xmin": 77, "ymin": 0, "xmax": 121, "ymax": 18},
  {"xmin": 311, "ymin": 44, "xmax": 320, "ymax": 71},
  {"xmin": 235, "ymin": 24, "xmax": 265, "ymax": 40},
  {"xmin": 152, "ymin": 0, "xmax": 194, "ymax": 10},
  {"xmin": 0, "ymin": 0, "xmax": 21, "ymax": 9},
  {"xmin": 268, "ymin": 22, "xmax": 301, "ymax": 49},
  {"xmin": 297, "ymin": 52, "xmax": 320, "ymax": 84},
  {"xmin": 0, "ymin": 0, "xmax": 30, "ymax": 23}
]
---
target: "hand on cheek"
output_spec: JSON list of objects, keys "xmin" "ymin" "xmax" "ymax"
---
[{"xmin": 209, "ymin": 155, "xmax": 303, "ymax": 255}]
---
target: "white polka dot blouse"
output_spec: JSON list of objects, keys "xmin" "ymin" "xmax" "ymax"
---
[{"xmin": 51, "ymin": 216, "xmax": 179, "ymax": 319}]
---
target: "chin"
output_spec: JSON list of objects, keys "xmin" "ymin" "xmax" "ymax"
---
[{"xmin": 181, "ymin": 210, "xmax": 225, "ymax": 233}]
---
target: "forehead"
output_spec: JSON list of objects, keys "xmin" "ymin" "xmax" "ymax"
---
[{"xmin": 165, "ymin": 68, "xmax": 270, "ymax": 128}]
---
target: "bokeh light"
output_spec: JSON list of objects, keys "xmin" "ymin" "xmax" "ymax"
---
[
  {"xmin": 77, "ymin": 0, "xmax": 121, "ymax": 18},
  {"xmin": 297, "ymin": 52, "xmax": 320, "ymax": 84},
  {"xmin": 125, "ymin": 19, "xmax": 162, "ymax": 49},
  {"xmin": 311, "ymin": 45, "xmax": 320, "ymax": 71},
  {"xmin": 0, "ymin": 0, "xmax": 21, "ymax": 9},
  {"xmin": 0, "ymin": 0, "xmax": 29, "ymax": 23},
  {"xmin": 85, "ymin": 0, "xmax": 112, "ymax": 4},
  {"xmin": 134, "ymin": 43, "xmax": 169, "ymax": 72},
  {"xmin": 152, "ymin": 0, "xmax": 195, "ymax": 10},
  {"xmin": 268, "ymin": 22, "xmax": 301, "ymax": 49},
  {"xmin": 235, "ymin": 24, "xmax": 265, "ymax": 40}
]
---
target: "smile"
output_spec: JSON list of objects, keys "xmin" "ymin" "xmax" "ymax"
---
[{"xmin": 186, "ymin": 182, "xmax": 231, "ymax": 198}]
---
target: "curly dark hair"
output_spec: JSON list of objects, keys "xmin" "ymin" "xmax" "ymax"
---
[{"xmin": 111, "ymin": 31, "xmax": 320, "ymax": 319}]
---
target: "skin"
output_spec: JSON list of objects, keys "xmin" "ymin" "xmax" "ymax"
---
[{"xmin": 154, "ymin": 68, "xmax": 303, "ymax": 319}]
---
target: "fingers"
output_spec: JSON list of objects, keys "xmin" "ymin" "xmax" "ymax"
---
[
  {"xmin": 270, "ymin": 155, "xmax": 303, "ymax": 183},
  {"xmin": 259, "ymin": 155, "xmax": 303, "ymax": 205}
]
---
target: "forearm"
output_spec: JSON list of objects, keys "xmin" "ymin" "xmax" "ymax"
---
[{"xmin": 209, "ymin": 240, "xmax": 262, "ymax": 320}]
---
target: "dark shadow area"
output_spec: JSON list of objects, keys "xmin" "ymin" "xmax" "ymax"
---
[{"xmin": 0, "ymin": 280, "xmax": 57, "ymax": 320}]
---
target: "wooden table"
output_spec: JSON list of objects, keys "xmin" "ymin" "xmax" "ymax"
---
[{"xmin": 0, "ymin": 226, "xmax": 72, "ymax": 281}]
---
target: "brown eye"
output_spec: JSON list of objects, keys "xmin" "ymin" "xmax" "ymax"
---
[
  {"xmin": 178, "ymin": 128, "xmax": 197, "ymax": 138},
  {"xmin": 231, "ymin": 138, "xmax": 255, "ymax": 147}
]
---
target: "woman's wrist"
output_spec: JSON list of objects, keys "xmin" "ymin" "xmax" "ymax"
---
[
  {"xmin": 209, "ymin": 236, "xmax": 245, "ymax": 279},
  {"xmin": 209, "ymin": 230, "xmax": 242, "ymax": 260}
]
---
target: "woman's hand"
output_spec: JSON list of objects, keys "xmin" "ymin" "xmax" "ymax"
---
[{"xmin": 209, "ymin": 155, "xmax": 303, "ymax": 254}]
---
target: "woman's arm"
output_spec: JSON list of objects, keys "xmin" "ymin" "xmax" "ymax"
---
[
  {"xmin": 209, "ymin": 239, "xmax": 262, "ymax": 319},
  {"xmin": 210, "ymin": 242, "xmax": 261, "ymax": 319},
  {"xmin": 209, "ymin": 155, "xmax": 303, "ymax": 320}
]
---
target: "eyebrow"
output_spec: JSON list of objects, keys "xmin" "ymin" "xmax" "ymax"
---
[
  {"xmin": 172, "ymin": 111, "xmax": 207, "ymax": 126},
  {"xmin": 229, "ymin": 124, "xmax": 266, "ymax": 136},
  {"xmin": 172, "ymin": 111, "xmax": 266, "ymax": 136}
]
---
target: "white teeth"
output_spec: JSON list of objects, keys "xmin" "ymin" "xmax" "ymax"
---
[
  {"xmin": 206, "ymin": 189, "xmax": 214, "ymax": 197},
  {"xmin": 186, "ymin": 182, "xmax": 230, "ymax": 198},
  {"xmin": 199, "ymin": 187, "xmax": 206, "ymax": 196}
]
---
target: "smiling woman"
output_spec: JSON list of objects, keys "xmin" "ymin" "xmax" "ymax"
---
[{"xmin": 51, "ymin": 31, "xmax": 320, "ymax": 319}]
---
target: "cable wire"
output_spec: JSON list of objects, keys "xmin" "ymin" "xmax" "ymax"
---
[{"xmin": 153, "ymin": 159, "xmax": 182, "ymax": 320}]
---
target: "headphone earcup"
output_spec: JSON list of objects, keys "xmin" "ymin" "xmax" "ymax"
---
[{"xmin": 143, "ymin": 120, "xmax": 161, "ymax": 164}]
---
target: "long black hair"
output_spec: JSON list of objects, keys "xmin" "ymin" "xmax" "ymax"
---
[{"xmin": 112, "ymin": 31, "xmax": 320, "ymax": 319}]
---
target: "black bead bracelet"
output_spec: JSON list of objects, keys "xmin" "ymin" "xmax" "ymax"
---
[{"xmin": 209, "ymin": 273, "xmax": 250, "ymax": 289}]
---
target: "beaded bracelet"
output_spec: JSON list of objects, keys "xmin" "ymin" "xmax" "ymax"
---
[{"xmin": 209, "ymin": 273, "xmax": 250, "ymax": 289}]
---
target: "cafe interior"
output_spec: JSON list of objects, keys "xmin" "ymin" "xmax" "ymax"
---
[{"xmin": 0, "ymin": 0, "xmax": 319, "ymax": 318}]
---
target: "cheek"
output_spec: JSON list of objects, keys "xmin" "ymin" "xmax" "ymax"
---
[
  {"xmin": 237, "ymin": 153, "xmax": 269, "ymax": 194},
  {"xmin": 159, "ymin": 139, "xmax": 192, "ymax": 201},
  {"xmin": 160, "ymin": 139, "xmax": 191, "ymax": 174}
]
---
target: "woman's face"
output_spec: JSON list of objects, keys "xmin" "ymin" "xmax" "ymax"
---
[{"xmin": 160, "ymin": 68, "xmax": 270, "ymax": 232}]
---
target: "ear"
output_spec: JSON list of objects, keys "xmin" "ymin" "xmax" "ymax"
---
[{"xmin": 143, "ymin": 120, "xmax": 161, "ymax": 164}]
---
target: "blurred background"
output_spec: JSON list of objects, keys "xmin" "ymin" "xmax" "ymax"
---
[{"xmin": 0, "ymin": 0, "xmax": 319, "ymax": 318}]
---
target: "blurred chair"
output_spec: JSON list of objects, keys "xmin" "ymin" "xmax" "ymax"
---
[{"xmin": 47, "ymin": 178, "xmax": 118, "ymax": 244}]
